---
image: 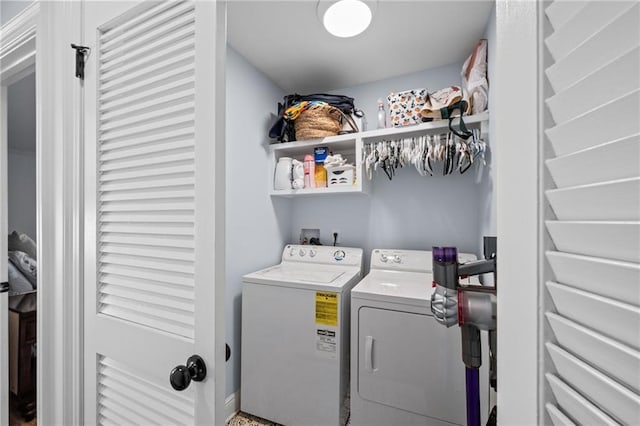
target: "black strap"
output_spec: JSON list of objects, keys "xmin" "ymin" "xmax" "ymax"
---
[
  {"xmin": 336, "ymin": 109, "xmax": 359, "ymax": 134},
  {"xmin": 0, "ymin": 281, "xmax": 8, "ymax": 293},
  {"xmin": 459, "ymin": 152, "xmax": 473, "ymax": 174},
  {"xmin": 286, "ymin": 93, "xmax": 355, "ymax": 114},
  {"xmin": 441, "ymin": 100, "xmax": 472, "ymax": 140}
]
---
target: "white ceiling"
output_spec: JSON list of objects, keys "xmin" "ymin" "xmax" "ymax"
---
[
  {"xmin": 3, "ymin": 2, "xmax": 493, "ymax": 151},
  {"xmin": 228, "ymin": 0, "xmax": 495, "ymax": 93}
]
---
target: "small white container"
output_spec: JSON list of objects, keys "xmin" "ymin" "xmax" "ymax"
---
[
  {"xmin": 326, "ymin": 165, "xmax": 355, "ymax": 187},
  {"xmin": 291, "ymin": 159, "xmax": 304, "ymax": 189},
  {"xmin": 274, "ymin": 157, "xmax": 293, "ymax": 190}
]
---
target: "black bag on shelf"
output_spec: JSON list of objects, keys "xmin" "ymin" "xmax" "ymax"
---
[{"xmin": 268, "ymin": 93, "xmax": 357, "ymax": 142}]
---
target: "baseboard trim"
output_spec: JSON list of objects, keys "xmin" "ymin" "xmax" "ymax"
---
[{"xmin": 225, "ymin": 391, "xmax": 240, "ymax": 423}]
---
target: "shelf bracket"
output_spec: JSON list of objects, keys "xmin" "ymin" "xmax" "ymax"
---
[{"xmin": 480, "ymin": 118, "xmax": 489, "ymax": 140}]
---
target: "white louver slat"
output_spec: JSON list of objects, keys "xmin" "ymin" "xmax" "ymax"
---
[
  {"xmin": 99, "ymin": 66, "xmax": 195, "ymax": 106},
  {"xmin": 99, "ymin": 2, "xmax": 194, "ymax": 51},
  {"xmin": 546, "ymin": 374, "xmax": 617, "ymax": 425},
  {"xmin": 101, "ymin": 38, "xmax": 195, "ymax": 82},
  {"xmin": 97, "ymin": 1, "xmax": 197, "ymax": 340},
  {"xmin": 544, "ymin": 1, "xmax": 588, "ymax": 30},
  {"xmin": 98, "ymin": 356, "xmax": 194, "ymax": 426},
  {"xmin": 99, "ymin": 86, "xmax": 195, "ymax": 121},
  {"xmin": 542, "ymin": 2, "xmax": 640, "ymax": 425},
  {"xmin": 99, "ymin": 77, "xmax": 194, "ymax": 114},
  {"xmin": 100, "ymin": 136, "xmax": 194, "ymax": 160}
]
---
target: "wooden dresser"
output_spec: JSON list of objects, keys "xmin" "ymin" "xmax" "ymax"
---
[{"xmin": 8, "ymin": 291, "xmax": 37, "ymax": 421}]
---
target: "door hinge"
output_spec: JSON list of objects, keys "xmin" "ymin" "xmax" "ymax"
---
[{"xmin": 70, "ymin": 44, "xmax": 91, "ymax": 80}]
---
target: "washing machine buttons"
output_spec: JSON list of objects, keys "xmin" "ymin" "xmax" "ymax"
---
[
  {"xmin": 299, "ymin": 248, "xmax": 306, "ymax": 257},
  {"xmin": 334, "ymin": 250, "xmax": 345, "ymax": 261},
  {"xmin": 289, "ymin": 247, "xmax": 296, "ymax": 257},
  {"xmin": 381, "ymin": 253, "xmax": 401, "ymax": 263},
  {"xmin": 309, "ymin": 249, "xmax": 317, "ymax": 257}
]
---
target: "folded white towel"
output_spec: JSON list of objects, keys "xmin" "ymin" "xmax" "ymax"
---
[{"xmin": 324, "ymin": 154, "xmax": 348, "ymax": 167}]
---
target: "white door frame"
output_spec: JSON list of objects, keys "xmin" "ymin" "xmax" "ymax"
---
[
  {"xmin": 3, "ymin": 2, "xmax": 227, "ymax": 424},
  {"xmin": 0, "ymin": 1, "xmax": 84, "ymax": 425},
  {"xmin": 495, "ymin": 0, "xmax": 540, "ymax": 424},
  {"xmin": 37, "ymin": 1, "xmax": 84, "ymax": 424}
]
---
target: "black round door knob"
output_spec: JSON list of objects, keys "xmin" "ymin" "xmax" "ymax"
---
[{"xmin": 170, "ymin": 355, "xmax": 207, "ymax": 391}]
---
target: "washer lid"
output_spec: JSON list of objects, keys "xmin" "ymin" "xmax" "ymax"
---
[
  {"xmin": 254, "ymin": 265, "xmax": 345, "ymax": 283},
  {"xmin": 243, "ymin": 264, "xmax": 359, "ymax": 291},
  {"xmin": 351, "ymin": 270, "xmax": 434, "ymax": 307}
]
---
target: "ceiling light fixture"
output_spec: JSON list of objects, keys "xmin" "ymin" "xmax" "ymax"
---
[{"xmin": 318, "ymin": 0, "xmax": 375, "ymax": 38}]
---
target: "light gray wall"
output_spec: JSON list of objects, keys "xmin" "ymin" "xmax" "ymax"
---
[
  {"xmin": 225, "ymin": 46, "xmax": 290, "ymax": 398},
  {"xmin": 335, "ymin": 62, "xmax": 463, "ymax": 130},
  {"xmin": 8, "ymin": 73, "xmax": 36, "ymax": 153},
  {"xmin": 7, "ymin": 72, "xmax": 36, "ymax": 241},
  {"xmin": 0, "ymin": 0, "xmax": 33, "ymax": 26},
  {"xmin": 291, "ymin": 63, "xmax": 491, "ymax": 270},
  {"xmin": 8, "ymin": 150, "xmax": 36, "ymax": 240}
]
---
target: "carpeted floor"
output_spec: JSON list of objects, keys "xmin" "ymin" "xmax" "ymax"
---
[
  {"xmin": 228, "ymin": 394, "xmax": 351, "ymax": 426},
  {"xmin": 227, "ymin": 412, "xmax": 282, "ymax": 426}
]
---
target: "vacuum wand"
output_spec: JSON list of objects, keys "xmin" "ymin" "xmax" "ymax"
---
[{"xmin": 429, "ymin": 238, "xmax": 497, "ymax": 426}]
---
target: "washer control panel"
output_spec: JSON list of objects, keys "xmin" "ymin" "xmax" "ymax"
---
[
  {"xmin": 371, "ymin": 249, "xmax": 478, "ymax": 272},
  {"xmin": 379, "ymin": 253, "xmax": 402, "ymax": 264},
  {"xmin": 283, "ymin": 245, "xmax": 362, "ymax": 266}
]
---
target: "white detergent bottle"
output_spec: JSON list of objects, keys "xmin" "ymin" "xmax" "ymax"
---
[
  {"xmin": 274, "ymin": 157, "xmax": 293, "ymax": 190},
  {"xmin": 377, "ymin": 98, "xmax": 386, "ymax": 129}
]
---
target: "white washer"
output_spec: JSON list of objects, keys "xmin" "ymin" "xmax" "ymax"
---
[
  {"xmin": 241, "ymin": 244, "xmax": 363, "ymax": 426},
  {"xmin": 350, "ymin": 249, "xmax": 485, "ymax": 426}
]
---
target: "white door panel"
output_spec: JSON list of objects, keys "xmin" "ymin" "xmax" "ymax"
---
[
  {"xmin": 542, "ymin": 1, "xmax": 640, "ymax": 424},
  {"xmin": 84, "ymin": 1, "xmax": 222, "ymax": 425}
]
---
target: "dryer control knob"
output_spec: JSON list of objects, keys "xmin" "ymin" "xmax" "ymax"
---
[
  {"xmin": 309, "ymin": 249, "xmax": 317, "ymax": 257},
  {"xmin": 289, "ymin": 247, "xmax": 296, "ymax": 257},
  {"xmin": 299, "ymin": 249, "xmax": 306, "ymax": 257},
  {"xmin": 380, "ymin": 254, "xmax": 388, "ymax": 262}
]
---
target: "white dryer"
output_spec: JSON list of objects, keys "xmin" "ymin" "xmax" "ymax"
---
[
  {"xmin": 350, "ymin": 249, "xmax": 486, "ymax": 426},
  {"xmin": 241, "ymin": 244, "xmax": 363, "ymax": 426}
]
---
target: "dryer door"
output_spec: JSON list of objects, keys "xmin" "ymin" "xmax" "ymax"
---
[{"xmin": 357, "ymin": 307, "xmax": 466, "ymax": 425}]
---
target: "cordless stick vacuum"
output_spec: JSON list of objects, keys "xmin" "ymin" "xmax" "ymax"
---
[{"xmin": 430, "ymin": 237, "xmax": 497, "ymax": 426}]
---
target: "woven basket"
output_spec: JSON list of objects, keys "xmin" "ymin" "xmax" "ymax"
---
[{"xmin": 294, "ymin": 104, "xmax": 342, "ymax": 140}]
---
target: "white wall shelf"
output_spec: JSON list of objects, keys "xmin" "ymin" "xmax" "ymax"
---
[
  {"xmin": 359, "ymin": 111, "xmax": 489, "ymax": 142},
  {"xmin": 268, "ymin": 112, "xmax": 489, "ymax": 197}
]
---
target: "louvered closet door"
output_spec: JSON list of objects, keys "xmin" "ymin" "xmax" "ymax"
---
[
  {"xmin": 542, "ymin": 2, "xmax": 640, "ymax": 425},
  {"xmin": 83, "ymin": 2, "xmax": 222, "ymax": 425}
]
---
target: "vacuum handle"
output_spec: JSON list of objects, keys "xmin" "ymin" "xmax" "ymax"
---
[{"xmin": 365, "ymin": 336, "xmax": 375, "ymax": 372}]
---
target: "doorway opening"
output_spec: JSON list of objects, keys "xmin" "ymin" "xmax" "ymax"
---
[
  {"xmin": 1, "ymin": 4, "xmax": 39, "ymax": 425},
  {"xmin": 5, "ymin": 71, "xmax": 37, "ymax": 426}
]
